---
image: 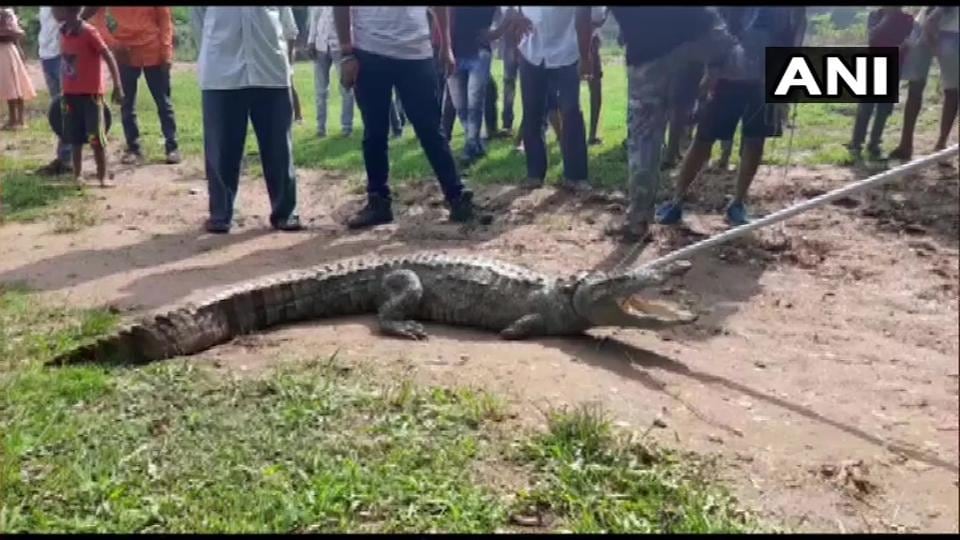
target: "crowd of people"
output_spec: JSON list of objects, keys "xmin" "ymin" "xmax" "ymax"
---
[{"xmin": 0, "ymin": 6, "xmax": 957, "ymax": 241}]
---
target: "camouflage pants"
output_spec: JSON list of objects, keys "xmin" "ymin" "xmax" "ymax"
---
[{"xmin": 625, "ymin": 27, "xmax": 737, "ymax": 226}]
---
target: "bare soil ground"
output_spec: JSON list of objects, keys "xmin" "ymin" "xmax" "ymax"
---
[{"xmin": 5, "ymin": 60, "xmax": 959, "ymax": 534}]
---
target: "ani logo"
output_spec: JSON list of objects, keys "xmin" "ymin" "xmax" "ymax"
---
[{"xmin": 765, "ymin": 47, "xmax": 900, "ymax": 104}]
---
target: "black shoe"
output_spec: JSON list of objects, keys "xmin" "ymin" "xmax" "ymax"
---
[
  {"xmin": 35, "ymin": 159, "xmax": 69, "ymax": 176},
  {"xmin": 204, "ymin": 219, "xmax": 230, "ymax": 234},
  {"xmin": 271, "ymin": 215, "xmax": 304, "ymax": 232},
  {"xmin": 560, "ymin": 179, "xmax": 592, "ymax": 194},
  {"xmin": 347, "ymin": 195, "xmax": 394, "ymax": 229},
  {"xmin": 521, "ymin": 177, "xmax": 544, "ymax": 190},
  {"xmin": 449, "ymin": 190, "xmax": 493, "ymax": 225}
]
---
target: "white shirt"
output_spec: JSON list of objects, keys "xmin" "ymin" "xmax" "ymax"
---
[
  {"xmin": 38, "ymin": 6, "xmax": 62, "ymax": 60},
  {"xmin": 196, "ymin": 7, "xmax": 293, "ymax": 90},
  {"xmin": 516, "ymin": 6, "xmax": 581, "ymax": 68},
  {"xmin": 307, "ymin": 6, "xmax": 339, "ymax": 52},
  {"xmin": 279, "ymin": 6, "xmax": 299, "ymax": 41},
  {"xmin": 591, "ymin": 7, "xmax": 606, "ymax": 39},
  {"xmin": 939, "ymin": 7, "xmax": 958, "ymax": 33},
  {"xmin": 351, "ymin": 6, "xmax": 433, "ymax": 60}
]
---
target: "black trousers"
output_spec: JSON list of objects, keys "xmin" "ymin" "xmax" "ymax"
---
[
  {"xmin": 519, "ymin": 58, "xmax": 588, "ymax": 181},
  {"xmin": 354, "ymin": 49, "xmax": 464, "ymax": 203}
]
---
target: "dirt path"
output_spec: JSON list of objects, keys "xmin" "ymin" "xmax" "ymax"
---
[{"xmin": 2, "ymin": 77, "xmax": 959, "ymax": 532}]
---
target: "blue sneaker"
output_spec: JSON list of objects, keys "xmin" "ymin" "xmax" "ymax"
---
[
  {"xmin": 655, "ymin": 201, "xmax": 684, "ymax": 225},
  {"xmin": 725, "ymin": 201, "xmax": 750, "ymax": 226}
]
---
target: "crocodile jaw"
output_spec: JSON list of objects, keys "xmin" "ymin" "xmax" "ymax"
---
[{"xmin": 618, "ymin": 296, "xmax": 698, "ymax": 328}]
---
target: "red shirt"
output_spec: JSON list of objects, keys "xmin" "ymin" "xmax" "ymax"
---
[{"xmin": 60, "ymin": 22, "xmax": 108, "ymax": 96}]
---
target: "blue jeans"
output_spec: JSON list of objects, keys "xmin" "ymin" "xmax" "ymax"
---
[
  {"xmin": 202, "ymin": 88, "xmax": 298, "ymax": 227},
  {"xmin": 447, "ymin": 49, "xmax": 492, "ymax": 160},
  {"xmin": 41, "ymin": 56, "xmax": 72, "ymax": 163},
  {"xmin": 119, "ymin": 64, "xmax": 179, "ymax": 154},
  {"xmin": 313, "ymin": 49, "xmax": 354, "ymax": 135}
]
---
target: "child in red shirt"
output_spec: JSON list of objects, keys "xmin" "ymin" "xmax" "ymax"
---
[
  {"xmin": 847, "ymin": 6, "xmax": 915, "ymax": 161},
  {"xmin": 53, "ymin": 6, "xmax": 123, "ymax": 187}
]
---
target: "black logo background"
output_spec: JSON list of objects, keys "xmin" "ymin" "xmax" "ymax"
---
[{"xmin": 765, "ymin": 47, "xmax": 900, "ymax": 104}]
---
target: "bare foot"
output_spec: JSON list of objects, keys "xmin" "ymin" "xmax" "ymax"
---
[{"xmin": 98, "ymin": 180, "xmax": 116, "ymax": 189}]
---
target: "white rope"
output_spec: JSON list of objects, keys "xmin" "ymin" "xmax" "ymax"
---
[{"xmin": 639, "ymin": 144, "xmax": 959, "ymax": 271}]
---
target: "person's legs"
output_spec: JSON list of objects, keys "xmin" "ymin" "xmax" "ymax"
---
[
  {"xmin": 890, "ymin": 41, "xmax": 932, "ymax": 160},
  {"xmin": 447, "ymin": 61, "xmax": 470, "ymax": 142},
  {"xmin": 40, "ymin": 56, "xmax": 72, "ymax": 170},
  {"xmin": 118, "ymin": 64, "xmax": 143, "ymax": 160},
  {"xmin": 867, "ymin": 102, "xmax": 893, "ymax": 158},
  {"xmin": 936, "ymin": 88, "xmax": 959, "ymax": 150},
  {"xmin": 352, "ymin": 49, "xmax": 397, "ymax": 230},
  {"xmin": 314, "ymin": 51, "xmax": 333, "ymax": 136},
  {"xmin": 202, "ymin": 89, "xmax": 250, "ymax": 230},
  {"xmin": 661, "ymin": 80, "xmax": 742, "ymax": 222},
  {"xmin": 733, "ymin": 137, "xmax": 764, "ymax": 203},
  {"xmin": 441, "ymin": 85, "xmax": 456, "ymax": 141},
  {"xmin": 9, "ymin": 99, "xmax": 23, "ymax": 127},
  {"xmin": 330, "ymin": 49, "xmax": 355, "ymax": 135},
  {"xmin": 664, "ymin": 62, "xmax": 702, "ymax": 167},
  {"xmin": 849, "ymin": 101, "xmax": 875, "ymax": 156},
  {"xmin": 934, "ymin": 32, "xmax": 959, "ymax": 150},
  {"xmin": 464, "ymin": 50, "xmax": 492, "ymax": 160},
  {"xmin": 519, "ymin": 57, "xmax": 549, "ymax": 185},
  {"xmin": 485, "ymin": 77, "xmax": 499, "ymax": 138},
  {"xmin": 502, "ymin": 46, "xmax": 519, "ymax": 131},
  {"xmin": 587, "ymin": 35, "xmax": 602, "ymax": 144},
  {"xmin": 143, "ymin": 65, "xmax": 180, "ymax": 159},
  {"xmin": 726, "ymin": 84, "xmax": 781, "ymax": 225},
  {"xmin": 249, "ymin": 87, "xmax": 300, "ymax": 229},
  {"xmin": 615, "ymin": 62, "xmax": 670, "ymax": 239},
  {"xmin": 551, "ymin": 61, "xmax": 588, "ymax": 185},
  {"xmin": 62, "ymin": 95, "xmax": 86, "ymax": 182},
  {"xmin": 394, "ymin": 56, "xmax": 468, "ymax": 207},
  {"xmin": 85, "ymin": 96, "xmax": 109, "ymax": 186},
  {"xmin": 714, "ymin": 138, "xmax": 733, "ymax": 170}
]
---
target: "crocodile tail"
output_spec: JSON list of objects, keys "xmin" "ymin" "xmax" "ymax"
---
[{"xmin": 49, "ymin": 274, "xmax": 315, "ymax": 366}]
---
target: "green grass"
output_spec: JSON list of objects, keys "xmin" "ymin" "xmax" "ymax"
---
[
  {"xmin": 0, "ymin": 171, "xmax": 83, "ymax": 223},
  {"xmin": 515, "ymin": 405, "xmax": 751, "ymax": 533},
  {"xmin": 0, "ymin": 287, "xmax": 756, "ymax": 533}
]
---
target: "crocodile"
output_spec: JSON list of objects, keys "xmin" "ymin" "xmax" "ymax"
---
[{"xmin": 51, "ymin": 252, "xmax": 697, "ymax": 365}]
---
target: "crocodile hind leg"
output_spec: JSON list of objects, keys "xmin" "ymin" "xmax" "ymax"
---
[
  {"xmin": 499, "ymin": 313, "xmax": 545, "ymax": 340},
  {"xmin": 377, "ymin": 269, "xmax": 428, "ymax": 340}
]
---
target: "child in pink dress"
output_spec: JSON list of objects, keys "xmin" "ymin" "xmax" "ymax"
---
[{"xmin": 0, "ymin": 7, "xmax": 37, "ymax": 130}]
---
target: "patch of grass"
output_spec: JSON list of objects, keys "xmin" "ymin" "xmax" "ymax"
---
[
  {"xmin": 513, "ymin": 404, "xmax": 754, "ymax": 533},
  {"xmin": 0, "ymin": 285, "xmax": 118, "ymax": 372},
  {"xmin": 0, "ymin": 171, "xmax": 85, "ymax": 224},
  {"xmin": 51, "ymin": 198, "xmax": 98, "ymax": 234},
  {"xmin": 0, "ymin": 290, "xmax": 757, "ymax": 533}
]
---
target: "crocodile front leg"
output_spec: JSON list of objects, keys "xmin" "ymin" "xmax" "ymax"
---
[{"xmin": 377, "ymin": 269, "xmax": 428, "ymax": 340}]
